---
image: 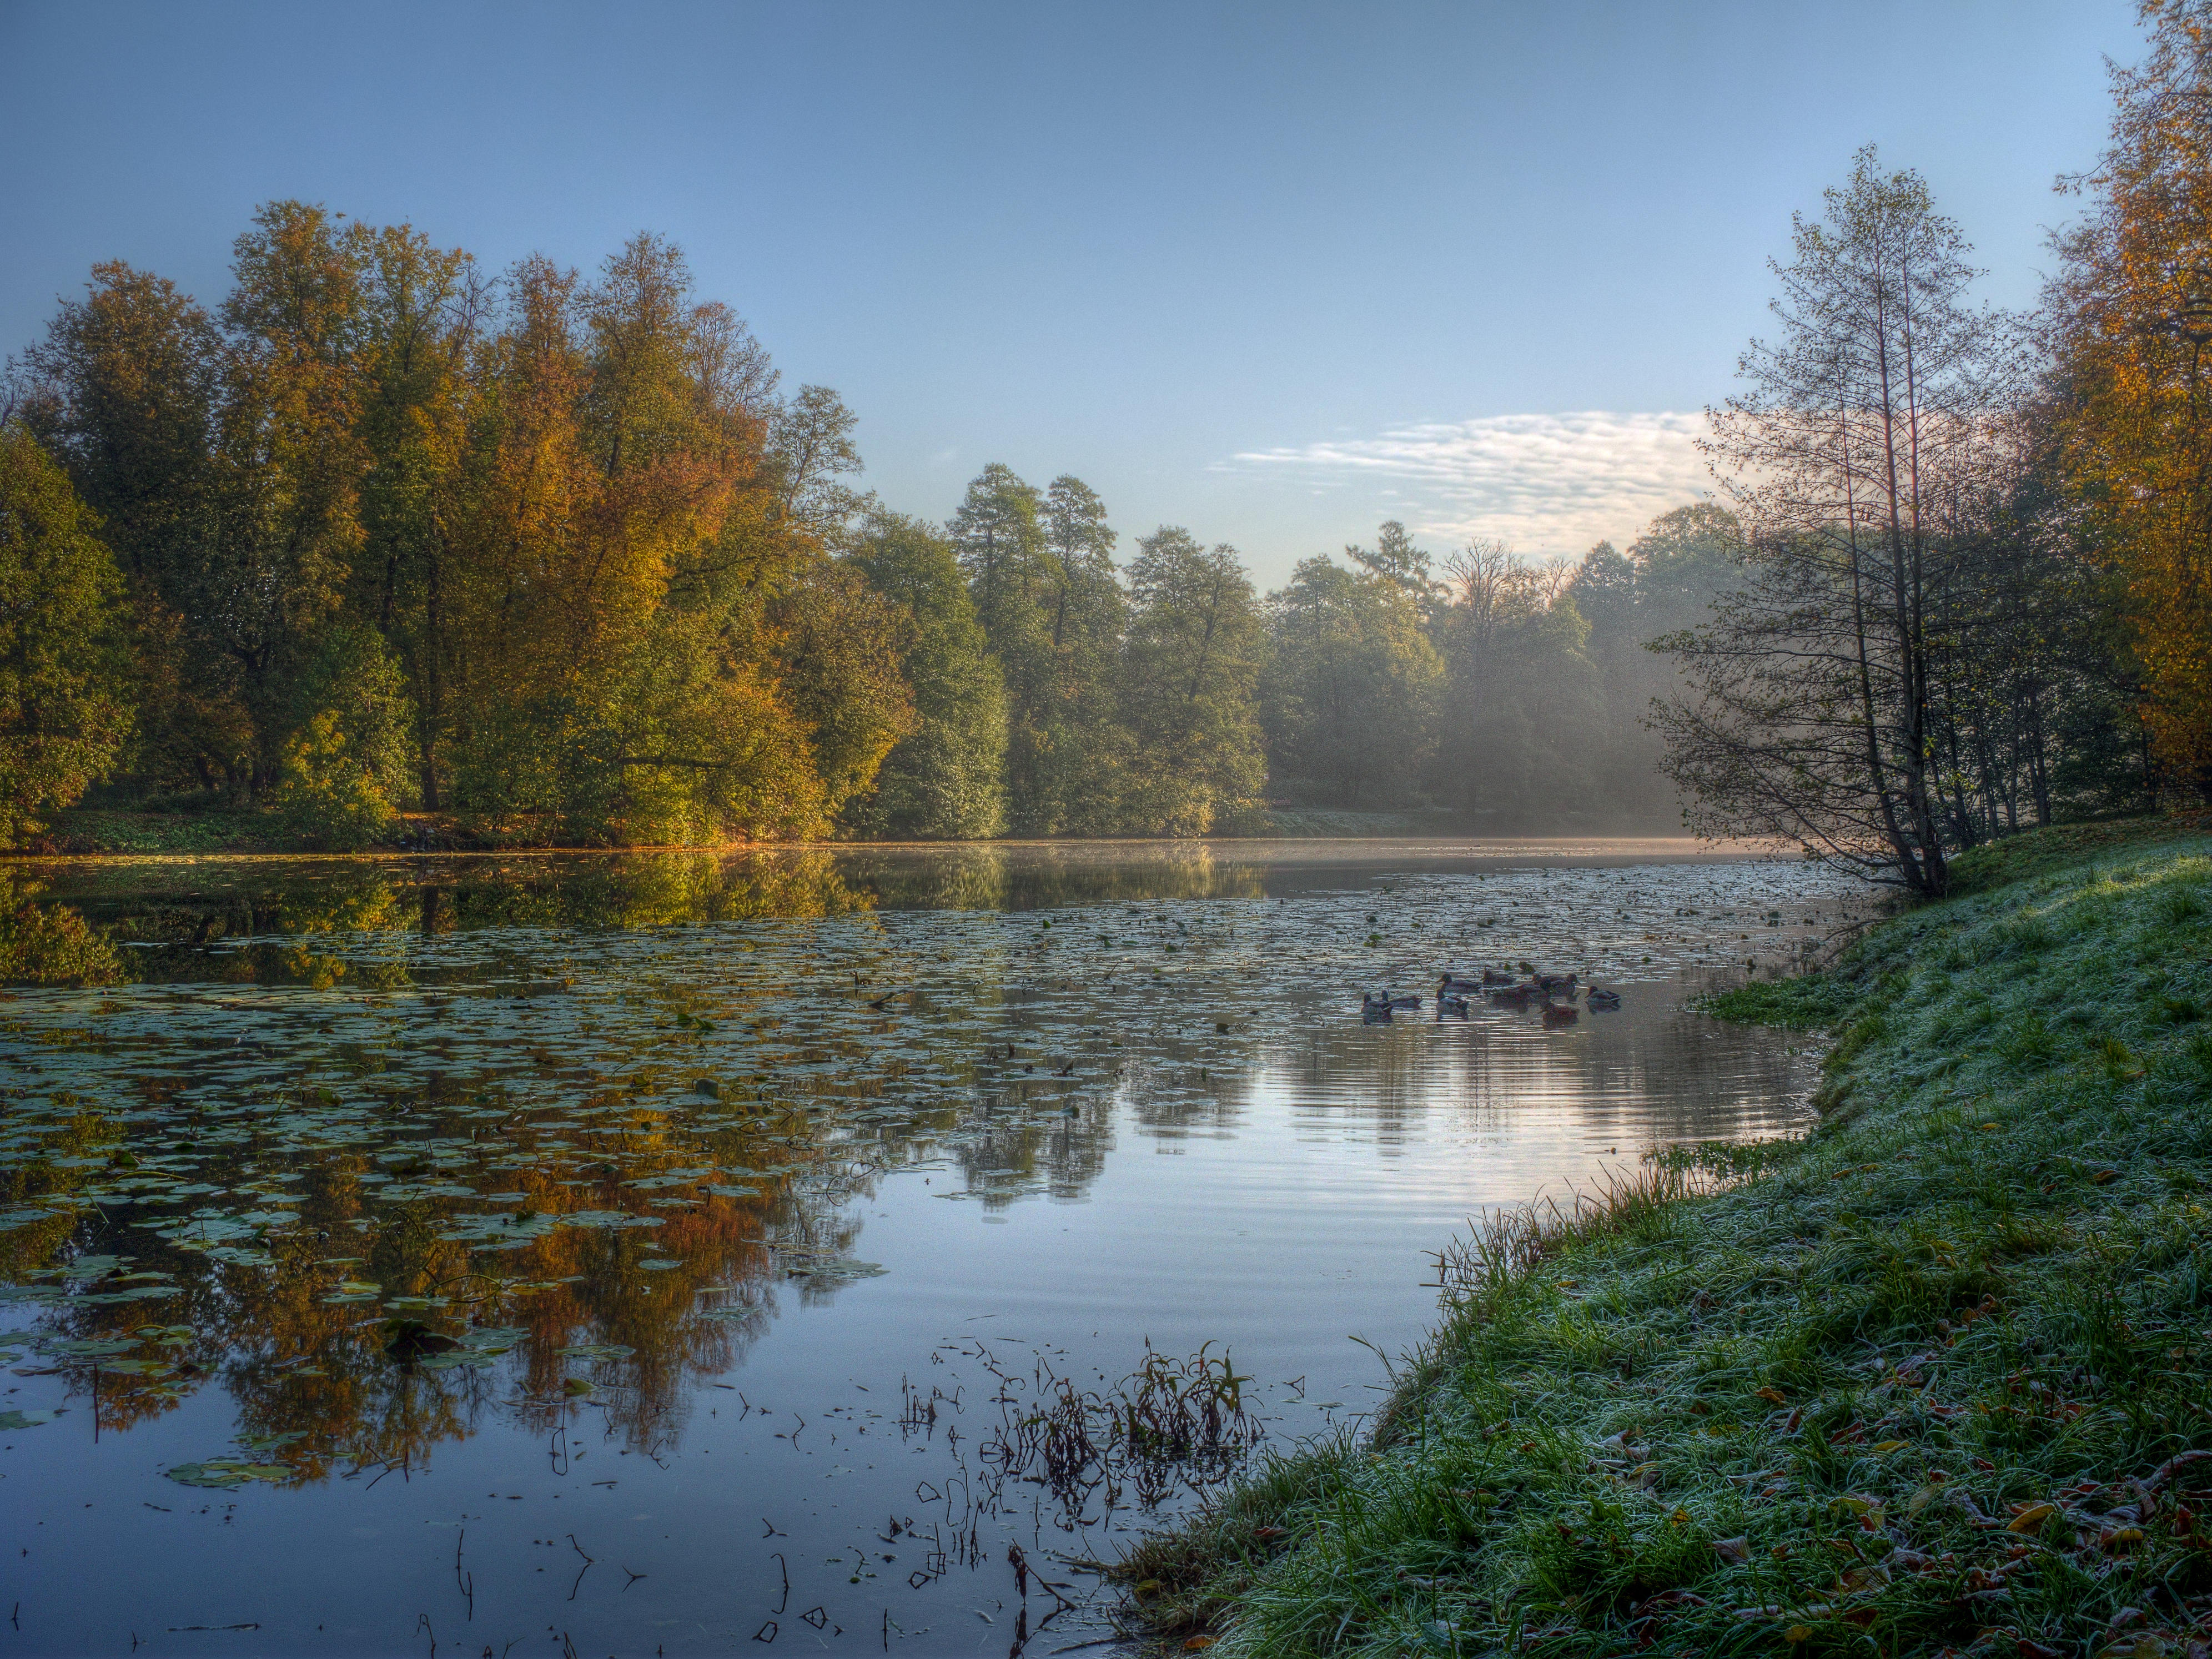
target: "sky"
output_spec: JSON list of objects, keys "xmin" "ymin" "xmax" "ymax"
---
[{"xmin": 0, "ymin": 0, "xmax": 2147, "ymax": 586}]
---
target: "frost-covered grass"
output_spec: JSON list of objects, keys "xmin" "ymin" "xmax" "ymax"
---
[{"xmin": 1123, "ymin": 833, "xmax": 2212, "ymax": 1657}]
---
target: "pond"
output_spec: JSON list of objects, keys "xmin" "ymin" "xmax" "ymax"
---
[{"xmin": 0, "ymin": 839, "xmax": 1860, "ymax": 1657}]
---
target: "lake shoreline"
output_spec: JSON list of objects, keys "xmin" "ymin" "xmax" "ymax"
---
[
  {"xmin": 1123, "ymin": 821, "xmax": 2212, "ymax": 1657},
  {"xmin": 14, "ymin": 806, "xmax": 1717, "ymax": 861}
]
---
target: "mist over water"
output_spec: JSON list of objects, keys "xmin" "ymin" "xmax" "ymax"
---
[{"xmin": 0, "ymin": 841, "xmax": 1857, "ymax": 1656}]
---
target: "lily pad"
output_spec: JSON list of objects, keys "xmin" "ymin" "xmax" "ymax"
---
[{"xmin": 165, "ymin": 1459, "xmax": 293, "ymax": 1489}]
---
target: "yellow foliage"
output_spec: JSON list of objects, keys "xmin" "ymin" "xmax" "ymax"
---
[{"xmin": 2052, "ymin": 1, "xmax": 2212, "ymax": 777}]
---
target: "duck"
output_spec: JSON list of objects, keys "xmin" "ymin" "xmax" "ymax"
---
[
  {"xmin": 1380, "ymin": 989, "xmax": 1421, "ymax": 1010},
  {"xmin": 1535, "ymin": 972, "xmax": 1578, "ymax": 994},
  {"xmin": 1480, "ymin": 968, "xmax": 1515, "ymax": 986},
  {"xmin": 1361, "ymin": 994, "xmax": 1395, "ymax": 1024},
  {"xmin": 1489, "ymin": 984, "xmax": 1536, "ymax": 1007},
  {"xmin": 1586, "ymin": 988, "xmax": 1622, "ymax": 1011},
  {"xmin": 1436, "ymin": 992, "xmax": 1471, "ymax": 1018},
  {"xmin": 1437, "ymin": 973, "xmax": 1485, "ymax": 996}
]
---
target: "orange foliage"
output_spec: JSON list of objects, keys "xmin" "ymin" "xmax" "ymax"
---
[{"xmin": 2052, "ymin": 0, "xmax": 2212, "ymax": 783}]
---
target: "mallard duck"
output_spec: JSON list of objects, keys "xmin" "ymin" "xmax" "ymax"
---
[
  {"xmin": 1437, "ymin": 973, "xmax": 1484, "ymax": 995},
  {"xmin": 1361, "ymin": 994, "xmax": 1395, "ymax": 1024},
  {"xmin": 1536, "ymin": 972, "xmax": 1578, "ymax": 993},
  {"xmin": 1586, "ymin": 988, "xmax": 1622, "ymax": 1011},
  {"xmin": 1436, "ymin": 993, "xmax": 1471, "ymax": 1018},
  {"xmin": 1480, "ymin": 968, "xmax": 1514, "ymax": 986},
  {"xmin": 1490, "ymin": 984, "xmax": 1536, "ymax": 1006}
]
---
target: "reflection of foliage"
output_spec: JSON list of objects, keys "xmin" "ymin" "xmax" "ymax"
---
[
  {"xmin": 1, "ymin": 852, "xmax": 1848, "ymax": 1494},
  {"xmin": 0, "ymin": 869, "xmax": 122, "ymax": 985}
]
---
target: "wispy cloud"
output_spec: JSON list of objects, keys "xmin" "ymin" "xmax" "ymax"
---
[{"xmin": 1225, "ymin": 411, "xmax": 1717, "ymax": 560}]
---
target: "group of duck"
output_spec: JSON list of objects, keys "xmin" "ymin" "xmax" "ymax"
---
[{"xmin": 1360, "ymin": 968, "xmax": 1623, "ymax": 1025}]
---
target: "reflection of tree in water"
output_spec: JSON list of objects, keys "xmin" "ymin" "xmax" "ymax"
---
[
  {"xmin": 4, "ymin": 851, "xmax": 1846, "ymax": 1497},
  {"xmin": 837, "ymin": 842, "xmax": 1271, "ymax": 913},
  {"xmin": 0, "ymin": 867, "xmax": 123, "ymax": 986},
  {"xmin": 17, "ymin": 851, "xmax": 878, "ymax": 990},
  {"xmin": 21, "ymin": 1087, "xmax": 896, "ymax": 1477}
]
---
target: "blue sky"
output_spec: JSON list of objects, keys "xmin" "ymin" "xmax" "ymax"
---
[{"xmin": 0, "ymin": 0, "xmax": 2143, "ymax": 584}]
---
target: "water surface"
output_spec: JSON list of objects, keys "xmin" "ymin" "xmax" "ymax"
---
[{"xmin": 0, "ymin": 840, "xmax": 1858, "ymax": 1656}]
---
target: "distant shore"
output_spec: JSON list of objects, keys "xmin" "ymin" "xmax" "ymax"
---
[{"xmin": 11, "ymin": 805, "xmax": 1712, "ymax": 861}]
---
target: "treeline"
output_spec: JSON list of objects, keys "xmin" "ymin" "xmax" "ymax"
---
[
  {"xmin": 1261, "ymin": 507, "xmax": 1737, "ymax": 825},
  {"xmin": 13, "ymin": 0, "xmax": 2210, "ymax": 873},
  {"xmin": 0, "ymin": 208, "xmax": 1279, "ymax": 848},
  {"xmin": 6, "ymin": 210, "xmax": 916, "ymax": 848},
  {"xmin": 0, "ymin": 202, "xmax": 1721, "ymax": 850}
]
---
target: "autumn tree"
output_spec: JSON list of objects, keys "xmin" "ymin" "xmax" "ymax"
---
[{"xmin": 2048, "ymin": 0, "xmax": 2212, "ymax": 789}]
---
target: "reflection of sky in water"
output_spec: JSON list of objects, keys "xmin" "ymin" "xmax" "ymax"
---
[{"xmin": 0, "ymin": 843, "xmax": 1858, "ymax": 1656}]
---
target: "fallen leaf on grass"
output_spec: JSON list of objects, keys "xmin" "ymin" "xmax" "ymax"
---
[
  {"xmin": 1906, "ymin": 1479, "xmax": 1949, "ymax": 1515},
  {"xmin": 1714, "ymin": 1535, "xmax": 1752, "ymax": 1564},
  {"xmin": 2007, "ymin": 1502, "xmax": 2058, "ymax": 1534}
]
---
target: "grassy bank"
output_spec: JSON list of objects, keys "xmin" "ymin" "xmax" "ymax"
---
[{"xmin": 1126, "ymin": 827, "xmax": 2212, "ymax": 1656}]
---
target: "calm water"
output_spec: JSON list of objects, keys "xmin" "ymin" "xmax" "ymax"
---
[{"xmin": 0, "ymin": 840, "xmax": 1858, "ymax": 1657}]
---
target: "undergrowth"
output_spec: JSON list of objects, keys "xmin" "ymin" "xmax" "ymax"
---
[{"xmin": 1121, "ymin": 832, "xmax": 2212, "ymax": 1658}]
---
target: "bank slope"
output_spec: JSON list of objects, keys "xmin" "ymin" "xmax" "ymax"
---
[{"xmin": 1128, "ymin": 834, "xmax": 2212, "ymax": 1658}]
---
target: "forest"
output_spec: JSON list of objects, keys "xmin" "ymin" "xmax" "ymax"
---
[{"xmin": 2, "ymin": 3, "xmax": 2208, "ymax": 871}]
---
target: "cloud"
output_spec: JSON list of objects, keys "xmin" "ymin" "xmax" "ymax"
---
[{"xmin": 1225, "ymin": 411, "xmax": 1717, "ymax": 560}]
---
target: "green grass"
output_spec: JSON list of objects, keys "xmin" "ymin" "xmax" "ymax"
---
[
  {"xmin": 29, "ymin": 807, "xmax": 288, "ymax": 856},
  {"xmin": 1945, "ymin": 811, "xmax": 2212, "ymax": 896},
  {"xmin": 1123, "ymin": 834, "xmax": 2212, "ymax": 1657},
  {"xmin": 1698, "ymin": 976, "xmax": 1864, "ymax": 1030}
]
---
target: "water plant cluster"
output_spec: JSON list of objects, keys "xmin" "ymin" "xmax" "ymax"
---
[
  {"xmin": 982, "ymin": 1341, "xmax": 1264, "ymax": 1516},
  {"xmin": 1124, "ymin": 828, "xmax": 2212, "ymax": 1657}
]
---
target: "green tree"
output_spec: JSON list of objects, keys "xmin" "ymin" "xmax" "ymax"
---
[
  {"xmin": 19, "ymin": 260, "xmax": 247, "ymax": 790},
  {"xmin": 1345, "ymin": 519, "xmax": 1438, "ymax": 606},
  {"xmin": 1429, "ymin": 545, "xmax": 1605, "ymax": 826},
  {"xmin": 1260, "ymin": 555, "xmax": 1440, "ymax": 807},
  {"xmin": 209, "ymin": 202, "xmax": 373, "ymax": 791},
  {"xmin": 0, "ymin": 424, "xmax": 135, "ymax": 846},
  {"xmin": 347, "ymin": 219, "xmax": 478, "ymax": 809},
  {"xmin": 844, "ymin": 511, "xmax": 1008, "ymax": 838},
  {"xmin": 770, "ymin": 559, "xmax": 918, "ymax": 819},
  {"xmin": 949, "ymin": 464, "xmax": 1062, "ymax": 831},
  {"xmin": 1038, "ymin": 475, "xmax": 1129, "ymax": 830},
  {"xmin": 1118, "ymin": 527, "xmax": 1266, "ymax": 834},
  {"xmin": 1566, "ymin": 507, "xmax": 1745, "ymax": 827}
]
